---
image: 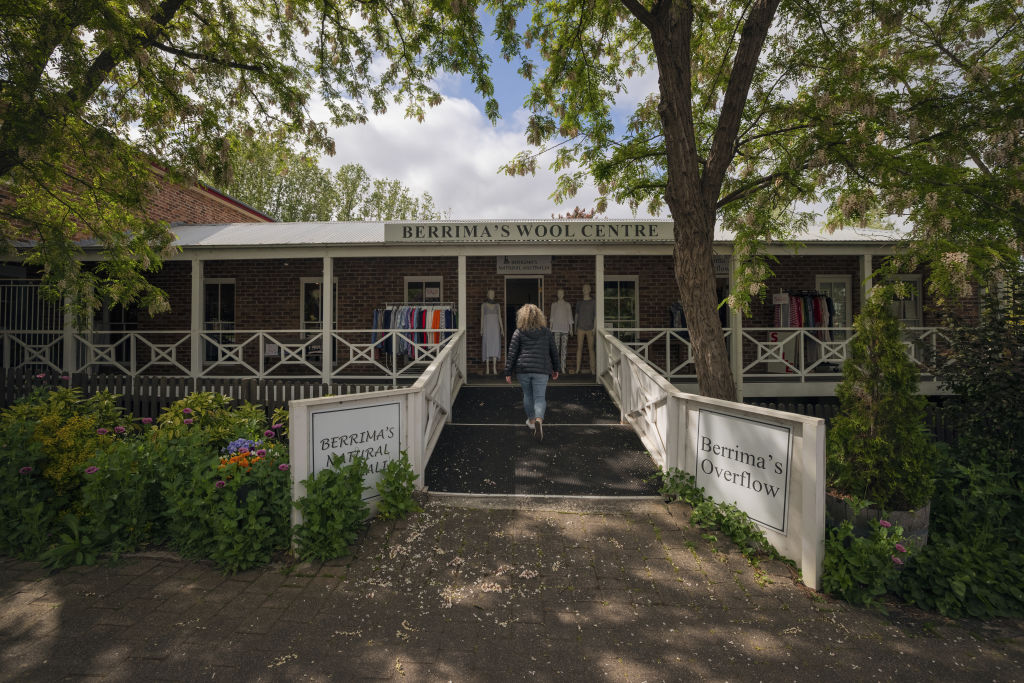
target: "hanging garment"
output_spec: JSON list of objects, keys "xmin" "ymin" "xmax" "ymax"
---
[
  {"xmin": 549, "ymin": 299, "xmax": 574, "ymax": 334},
  {"xmin": 481, "ymin": 301, "xmax": 502, "ymax": 360}
]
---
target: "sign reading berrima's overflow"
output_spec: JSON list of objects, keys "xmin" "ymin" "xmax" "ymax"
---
[
  {"xmin": 309, "ymin": 402, "xmax": 402, "ymax": 502},
  {"xmin": 695, "ymin": 409, "xmax": 792, "ymax": 533}
]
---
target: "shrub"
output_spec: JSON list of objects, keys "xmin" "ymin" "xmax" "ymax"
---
[
  {"xmin": 156, "ymin": 392, "xmax": 267, "ymax": 446},
  {"xmin": 0, "ymin": 420, "xmax": 58, "ymax": 558},
  {"xmin": 375, "ymin": 451, "xmax": 421, "ymax": 521},
  {"xmin": 821, "ymin": 495, "xmax": 912, "ymax": 608},
  {"xmin": 162, "ymin": 429, "xmax": 291, "ymax": 573},
  {"xmin": 826, "ymin": 287, "xmax": 936, "ymax": 510},
  {"xmin": 293, "ymin": 456, "xmax": 369, "ymax": 561}
]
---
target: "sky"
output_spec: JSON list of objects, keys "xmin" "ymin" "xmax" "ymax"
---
[{"xmin": 315, "ymin": 13, "xmax": 662, "ymax": 221}]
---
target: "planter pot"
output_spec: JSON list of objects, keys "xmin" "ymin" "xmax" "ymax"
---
[{"xmin": 826, "ymin": 492, "xmax": 930, "ymax": 549}]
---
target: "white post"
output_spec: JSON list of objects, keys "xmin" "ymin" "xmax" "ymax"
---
[
  {"xmin": 62, "ymin": 296, "xmax": 75, "ymax": 376},
  {"xmin": 800, "ymin": 419, "xmax": 827, "ymax": 591},
  {"xmin": 861, "ymin": 254, "xmax": 873, "ymax": 308},
  {"xmin": 322, "ymin": 256, "xmax": 334, "ymax": 385},
  {"xmin": 190, "ymin": 256, "xmax": 203, "ymax": 383},
  {"xmin": 729, "ymin": 254, "xmax": 744, "ymax": 402},
  {"xmin": 595, "ymin": 254, "xmax": 605, "ymax": 378},
  {"xmin": 457, "ymin": 255, "xmax": 467, "ymax": 380}
]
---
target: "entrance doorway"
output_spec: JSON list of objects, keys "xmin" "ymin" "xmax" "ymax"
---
[{"xmin": 505, "ymin": 276, "xmax": 543, "ymax": 336}]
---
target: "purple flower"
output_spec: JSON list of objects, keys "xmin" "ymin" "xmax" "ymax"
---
[
  {"xmin": 18, "ymin": 466, "xmax": 33, "ymax": 475},
  {"xmin": 84, "ymin": 466, "xmax": 99, "ymax": 475},
  {"xmin": 894, "ymin": 543, "xmax": 907, "ymax": 553},
  {"xmin": 891, "ymin": 555, "xmax": 904, "ymax": 566},
  {"xmin": 879, "ymin": 520, "xmax": 892, "ymax": 528},
  {"xmin": 114, "ymin": 425, "xmax": 126, "ymax": 434},
  {"xmin": 263, "ymin": 429, "xmax": 275, "ymax": 437},
  {"xmin": 184, "ymin": 418, "xmax": 194, "ymax": 425},
  {"xmin": 141, "ymin": 417, "xmax": 153, "ymax": 425},
  {"xmin": 96, "ymin": 428, "xmax": 109, "ymax": 435},
  {"xmin": 278, "ymin": 463, "xmax": 290, "ymax": 471},
  {"xmin": 256, "ymin": 449, "xmax": 266, "ymax": 456},
  {"xmin": 215, "ymin": 480, "xmax": 226, "ymax": 489},
  {"xmin": 272, "ymin": 423, "xmax": 284, "ymax": 430},
  {"xmin": 182, "ymin": 407, "xmax": 193, "ymax": 414},
  {"xmin": 35, "ymin": 373, "xmax": 45, "ymax": 379}
]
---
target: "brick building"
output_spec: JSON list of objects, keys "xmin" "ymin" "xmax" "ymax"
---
[{"xmin": 15, "ymin": 218, "xmax": 956, "ymax": 399}]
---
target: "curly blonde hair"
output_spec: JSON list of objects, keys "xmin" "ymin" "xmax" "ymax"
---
[{"xmin": 515, "ymin": 303, "xmax": 547, "ymax": 331}]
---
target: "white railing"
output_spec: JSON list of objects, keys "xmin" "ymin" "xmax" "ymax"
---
[
  {"xmin": 610, "ymin": 326, "xmax": 950, "ymax": 382},
  {"xmin": 1, "ymin": 328, "xmax": 455, "ymax": 384},
  {"xmin": 599, "ymin": 329, "xmax": 826, "ymax": 590},
  {"xmin": 288, "ymin": 330, "xmax": 466, "ymax": 517}
]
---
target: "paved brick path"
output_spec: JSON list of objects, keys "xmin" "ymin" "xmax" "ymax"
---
[{"xmin": 2, "ymin": 497, "xmax": 1022, "ymax": 681}]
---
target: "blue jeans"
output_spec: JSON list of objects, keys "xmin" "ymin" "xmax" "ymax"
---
[{"xmin": 517, "ymin": 373, "xmax": 550, "ymax": 421}]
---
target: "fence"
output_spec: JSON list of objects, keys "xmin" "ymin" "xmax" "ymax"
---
[{"xmin": 0, "ymin": 368, "xmax": 392, "ymax": 418}]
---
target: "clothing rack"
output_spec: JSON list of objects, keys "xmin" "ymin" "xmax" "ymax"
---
[{"xmin": 371, "ymin": 302, "xmax": 456, "ymax": 359}]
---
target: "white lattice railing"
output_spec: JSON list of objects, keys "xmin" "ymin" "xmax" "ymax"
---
[
  {"xmin": 1, "ymin": 328, "xmax": 456, "ymax": 383},
  {"xmin": 609, "ymin": 326, "xmax": 950, "ymax": 382}
]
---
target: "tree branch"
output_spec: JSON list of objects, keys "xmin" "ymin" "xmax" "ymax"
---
[
  {"xmin": 144, "ymin": 40, "xmax": 266, "ymax": 73},
  {"xmin": 702, "ymin": 0, "xmax": 782, "ymax": 206}
]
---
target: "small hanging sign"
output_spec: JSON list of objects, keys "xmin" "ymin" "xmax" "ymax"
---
[{"xmin": 496, "ymin": 255, "xmax": 552, "ymax": 274}]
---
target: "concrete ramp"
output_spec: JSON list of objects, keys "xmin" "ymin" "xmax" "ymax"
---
[{"xmin": 425, "ymin": 386, "xmax": 661, "ymax": 496}]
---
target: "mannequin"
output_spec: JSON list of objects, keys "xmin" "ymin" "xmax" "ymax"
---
[
  {"xmin": 480, "ymin": 289, "xmax": 504, "ymax": 374},
  {"xmin": 574, "ymin": 284, "xmax": 596, "ymax": 375},
  {"xmin": 549, "ymin": 288, "xmax": 573, "ymax": 373}
]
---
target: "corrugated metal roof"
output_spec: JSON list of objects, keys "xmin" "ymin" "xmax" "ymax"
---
[{"xmin": 169, "ymin": 222, "xmax": 385, "ymax": 246}]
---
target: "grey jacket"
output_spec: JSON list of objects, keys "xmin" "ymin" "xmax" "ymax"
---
[{"xmin": 504, "ymin": 327, "xmax": 560, "ymax": 376}]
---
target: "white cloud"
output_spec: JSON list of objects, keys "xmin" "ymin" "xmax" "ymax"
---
[{"xmin": 322, "ymin": 97, "xmax": 658, "ymax": 219}]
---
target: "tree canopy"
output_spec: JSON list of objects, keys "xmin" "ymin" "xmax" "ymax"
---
[
  {"xmin": 215, "ymin": 135, "xmax": 445, "ymax": 222},
  {"xmin": 492, "ymin": 0, "xmax": 1023, "ymax": 398},
  {"xmin": 1, "ymin": 0, "xmax": 494, "ymax": 322}
]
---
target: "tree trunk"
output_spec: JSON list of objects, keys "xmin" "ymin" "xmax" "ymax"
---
[{"xmin": 647, "ymin": 3, "xmax": 736, "ymax": 401}]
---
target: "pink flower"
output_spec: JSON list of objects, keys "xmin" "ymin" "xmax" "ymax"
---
[
  {"xmin": 263, "ymin": 429, "xmax": 275, "ymax": 437},
  {"xmin": 182, "ymin": 407, "xmax": 193, "ymax": 414},
  {"xmin": 141, "ymin": 417, "xmax": 153, "ymax": 425},
  {"xmin": 60, "ymin": 375, "xmax": 70, "ymax": 381},
  {"xmin": 256, "ymin": 449, "xmax": 266, "ymax": 456},
  {"xmin": 35, "ymin": 373, "xmax": 45, "ymax": 379},
  {"xmin": 278, "ymin": 463, "xmax": 290, "ymax": 471},
  {"xmin": 215, "ymin": 480, "xmax": 226, "ymax": 489},
  {"xmin": 272, "ymin": 423, "xmax": 284, "ymax": 430},
  {"xmin": 19, "ymin": 466, "xmax": 33, "ymax": 475},
  {"xmin": 84, "ymin": 466, "xmax": 99, "ymax": 475},
  {"xmin": 114, "ymin": 425, "xmax": 126, "ymax": 434},
  {"xmin": 879, "ymin": 520, "xmax": 892, "ymax": 528},
  {"xmin": 894, "ymin": 543, "xmax": 907, "ymax": 553},
  {"xmin": 891, "ymin": 555, "xmax": 904, "ymax": 566},
  {"xmin": 96, "ymin": 428, "xmax": 109, "ymax": 435},
  {"xmin": 184, "ymin": 418, "xmax": 194, "ymax": 425}
]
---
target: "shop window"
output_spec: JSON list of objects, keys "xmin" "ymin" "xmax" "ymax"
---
[
  {"xmin": 887, "ymin": 274, "xmax": 923, "ymax": 327},
  {"xmin": 94, "ymin": 301, "xmax": 139, "ymax": 365},
  {"xmin": 815, "ymin": 275, "xmax": 853, "ymax": 329},
  {"xmin": 300, "ymin": 278, "xmax": 339, "ymax": 330},
  {"xmin": 405, "ymin": 277, "xmax": 443, "ymax": 304},
  {"xmin": 203, "ymin": 279, "xmax": 235, "ymax": 362},
  {"xmin": 604, "ymin": 277, "xmax": 638, "ymax": 338}
]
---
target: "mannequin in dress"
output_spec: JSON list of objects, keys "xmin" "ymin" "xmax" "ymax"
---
[
  {"xmin": 574, "ymin": 284, "xmax": 596, "ymax": 374},
  {"xmin": 480, "ymin": 289, "xmax": 504, "ymax": 374},
  {"xmin": 548, "ymin": 288, "xmax": 573, "ymax": 373}
]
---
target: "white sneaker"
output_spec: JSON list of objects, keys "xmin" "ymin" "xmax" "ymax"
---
[{"xmin": 526, "ymin": 419, "xmax": 534, "ymax": 429}]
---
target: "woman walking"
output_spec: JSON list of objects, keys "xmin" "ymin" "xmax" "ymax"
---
[{"xmin": 505, "ymin": 303, "xmax": 560, "ymax": 441}]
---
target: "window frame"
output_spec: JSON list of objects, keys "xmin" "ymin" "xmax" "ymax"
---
[
  {"xmin": 814, "ymin": 274, "xmax": 853, "ymax": 327},
  {"xmin": 404, "ymin": 276, "xmax": 444, "ymax": 304},
  {"xmin": 603, "ymin": 275, "xmax": 639, "ymax": 331}
]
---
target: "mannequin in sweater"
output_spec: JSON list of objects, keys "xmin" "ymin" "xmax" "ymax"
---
[
  {"xmin": 549, "ymin": 289, "xmax": 573, "ymax": 373},
  {"xmin": 574, "ymin": 284, "xmax": 596, "ymax": 374}
]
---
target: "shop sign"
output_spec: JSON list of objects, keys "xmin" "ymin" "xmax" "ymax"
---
[
  {"xmin": 385, "ymin": 221, "xmax": 673, "ymax": 243},
  {"xmin": 695, "ymin": 409, "xmax": 792, "ymax": 533},
  {"xmin": 309, "ymin": 401, "xmax": 401, "ymax": 501},
  {"xmin": 713, "ymin": 255, "xmax": 730, "ymax": 277},
  {"xmin": 496, "ymin": 255, "xmax": 552, "ymax": 274}
]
